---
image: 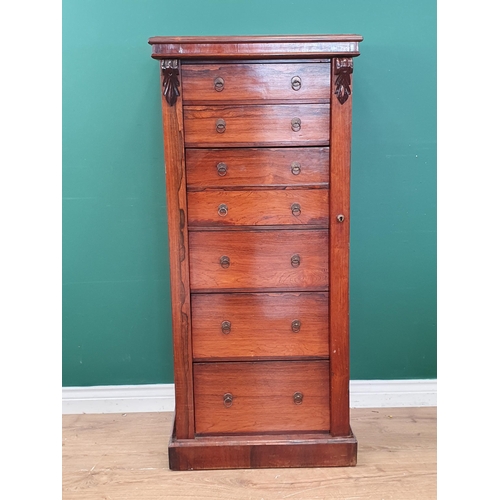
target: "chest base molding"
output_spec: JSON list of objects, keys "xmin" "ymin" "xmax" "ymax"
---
[{"xmin": 169, "ymin": 425, "xmax": 358, "ymax": 470}]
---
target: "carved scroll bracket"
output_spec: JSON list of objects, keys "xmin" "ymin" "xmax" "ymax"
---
[
  {"xmin": 334, "ymin": 58, "xmax": 353, "ymax": 105},
  {"xmin": 162, "ymin": 59, "xmax": 180, "ymax": 106}
]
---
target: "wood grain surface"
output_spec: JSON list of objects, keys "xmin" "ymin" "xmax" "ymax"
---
[
  {"xmin": 181, "ymin": 63, "xmax": 330, "ymax": 103},
  {"xmin": 193, "ymin": 361, "xmax": 330, "ymax": 434},
  {"xmin": 159, "ymin": 62, "xmax": 195, "ymax": 439},
  {"xmin": 186, "ymin": 147, "xmax": 329, "ymax": 190},
  {"xmin": 187, "ymin": 189, "xmax": 329, "ymax": 227},
  {"xmin": 188, "ymin": 229, "xmax": 329, "ymax": 291},
  {"xmin": 183, "ymin": 104, "xmax": 330, "ymax": 147},
  {"xmin": 191, "ymin": 292, "xmax": 329, "ymax": 360},
  {"xmin": 329, "ymin": 58, "xmax": 353, "ymax": 437},
  {"xmin": 169, "ymin": 432, "xmax": 356, "ymax": 470},
  {"xmin": 62, "ymin": 407, "xmax": 436, "ymax": 499},
  {"xmin": 149, "ymin": 35, "xmax": 363, "ymax": 60}
]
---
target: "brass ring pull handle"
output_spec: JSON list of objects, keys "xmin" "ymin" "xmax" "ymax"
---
[
  {"xmin": 221, "ymin": 320, "xmax": 231, "ymax": 334},
  {"xmin": 214, "ymin": 77, "xmax": 225, "ymax": 92},
  {"xmin": 291, "ymin": 254, "xmax": 301, "ymax": 268},
  {"xmin": 293, "ymin": 392, "xmax": 303, "ymax": 405},
  {"xmin": 223, "ymin": 393, "xmax": 233, "ymax": 408},
  {"xmin": 291, "ymin": 319, "xmax": 301, "ymax": 333},
  {"xmin": 218, "ymin": 204, "xmax": 228, "ymax": 217},
  {"xmin": 291, "ymin": 76, "xmax": 302, "ymax": 91},
  {"xmin": 216, "ymin": 118, "xmax": 226, "ymax": 133},
  {"xmin": 337, "ymin": 214, "xmax": 345, "ymax": 223},
  {"xmin": 220, "ymin": 255, "xmax": 230, "ymax": 269},
  {"xmin": 291, "ymin": 117, "xmax": 301, "ymax": 132},
  {"xmin": 217, "ymin": 162, "xmax": 227, "ymax": 176},
  {"xmin": 290, "ymin": 162, "xmax": 301, "ymax": 175},
  {"xmin": 291, "ymin": 203, "xmax": 301, "ymax": 217}
]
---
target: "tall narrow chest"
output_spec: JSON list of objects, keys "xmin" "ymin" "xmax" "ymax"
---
[{"xmin": 148, "ymin": 35, "xmax": 363, "ymax": 470}]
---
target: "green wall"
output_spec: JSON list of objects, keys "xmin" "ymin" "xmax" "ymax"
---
[{"xmin": 62, "ymin": 0, "xmax": 436, "ymax": 386}]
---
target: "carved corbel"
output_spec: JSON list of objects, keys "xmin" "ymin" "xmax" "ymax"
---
[
  {"xmin": 161, "ymin": 59, "xmax": 180, "ymax": 106},
  {"xmin": 334, "ymin": 58, "xmax": 353, "ymax": 105}
]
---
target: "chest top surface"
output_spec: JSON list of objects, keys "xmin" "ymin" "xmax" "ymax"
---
[{"xmin": 148, "ymin": 34, "xmax": 363, "ymax": 60}]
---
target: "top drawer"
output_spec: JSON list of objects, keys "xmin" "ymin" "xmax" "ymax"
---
[{"xmin": 181, "ymin": 62, "xmax": 331, "ymax": 103}]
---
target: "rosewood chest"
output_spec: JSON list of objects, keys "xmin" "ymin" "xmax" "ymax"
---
[{"xmin": 148, "ymin": 35, "xmax": 362, "ymax": 470}]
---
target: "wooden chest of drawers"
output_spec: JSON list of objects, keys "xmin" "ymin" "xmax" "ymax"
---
[{"xmin": 148, "ymin": 35, "xmax": 362, "ymax": 470}]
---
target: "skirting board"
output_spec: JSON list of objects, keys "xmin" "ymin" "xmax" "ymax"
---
[{"xmin": 62, "ymin": 379, "xmax": 436, "ymax": 415}]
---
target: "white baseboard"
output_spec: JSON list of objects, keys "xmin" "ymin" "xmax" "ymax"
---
[
  {"xmin": 62, "ymin": 379, "xmax": 436, "ymax": 415},
  {"xmin": 349, "ymin": 379, "xmax": 437, "ymax": 408},
  {"xmin": 62, "ymin": 384, "xmax": 175, "ymax": 415}
]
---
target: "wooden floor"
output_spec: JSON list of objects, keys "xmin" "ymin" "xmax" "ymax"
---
[{"xmin": 62, "ymin": 407, "xmax": 436, "ymax": 499}]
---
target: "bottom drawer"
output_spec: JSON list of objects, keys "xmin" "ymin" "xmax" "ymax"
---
[{"xmin": 193, "ymin": 361, "xmax": 330, "ymax": 435}]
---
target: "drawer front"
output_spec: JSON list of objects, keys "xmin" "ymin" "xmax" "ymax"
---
[
  {"xmin": 189, "ymin": 230, "xmax": 328, "ymax": 291},
  {"xmin": 186, "ymin": 148, "xmax": 329, "ymax": 190},
  {"xmin": 191, "ymin": 292, "xmax": 329, "ymax": 360},
  {"xmin": 194, "ymin": 361, "xmax": 330, "ymax": 434},
  {"xmin": 187, "ymin": 189, "xmax": 328, "ymax": 227},
  {"xmin": 183, "ymin": 104, "xmax": 330, "ymax": 147},
  {"xmin": 181, "ymin": 62, "xmax": 330, "ymax": 102}
]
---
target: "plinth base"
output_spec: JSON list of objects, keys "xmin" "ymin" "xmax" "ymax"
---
[{"xmin": 168, "ymin": 426, "xmax": 358, "ymax": 470}]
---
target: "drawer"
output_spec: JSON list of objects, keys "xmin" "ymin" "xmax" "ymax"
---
[
  {"xmin": 194, "ymin": 360, "xmax": 330, "ymax": 434},
  {"xmin": 191, "ymin": 292, "xmax": 329, "ymax": 360},
  {"xmin": 183, "ymin": 104, "xmax": 330, "ymax": 147},
  {"xmin": 189, "ymin": 230, "xmax": 328, "ymax": 291},
  {"xmin": 181, "ymin": 62, "xmax": 330, "ymax": 103},
  {"xmin": 187, "ymin": 189, "xmax": 328, "ymax": 227},
  {"xmin": 186, "ymin": 147, "xmax": 329, "ymax": 190}
]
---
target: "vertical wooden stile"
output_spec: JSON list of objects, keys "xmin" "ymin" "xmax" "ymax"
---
[
  {"xmin": 329, "ymin": 58, "xmax": 353, "ymax": 437},
  {"xmin": 160, "ymin": 61, "xmax": 195, "ymax": 439}
]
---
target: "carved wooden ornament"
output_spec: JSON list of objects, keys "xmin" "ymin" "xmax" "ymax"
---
[
  {"xmin": 162, "ymin": 59, "xmax": 180, "ymax": 106},
  {"xmin": 334, "ymin": 58, "xmax": 353, "ymax": 104}
]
